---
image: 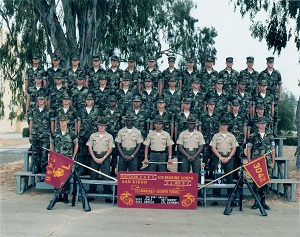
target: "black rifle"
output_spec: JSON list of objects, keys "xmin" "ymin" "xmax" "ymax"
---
[{"xmin": 224, "ymin": 168, "xmax": 267, "ymax": 216}]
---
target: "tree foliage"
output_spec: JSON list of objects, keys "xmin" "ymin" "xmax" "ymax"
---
[
  {"xmin": 231, "ymin": 0, "xmax": 300, "ymax": 60},
  {"xmin": 0, "ymin": 0, "xmax": 218, "ymax": 119},
  {"xmin": 277, "ymin": 90, "xmax": 297, "ymax": 134}
]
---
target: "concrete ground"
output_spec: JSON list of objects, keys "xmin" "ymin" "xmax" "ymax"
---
[{"xmin": 0, "ymin": 133, "xmax": 299, "ymax": 237}]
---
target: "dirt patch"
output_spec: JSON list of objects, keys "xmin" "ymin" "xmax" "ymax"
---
[{"xmin": 0, "ymin": 138, "xmax": 29, "ymax": 148}]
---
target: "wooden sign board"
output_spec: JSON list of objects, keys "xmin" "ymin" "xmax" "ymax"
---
[{"xmin": 117, "ymin": 172, "xmax": 198, "ymax": 209}]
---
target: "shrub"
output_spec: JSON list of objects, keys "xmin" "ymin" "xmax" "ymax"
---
[{"xmin": 22, "ymin": 127, "xmax": 30, "ymax": 137}]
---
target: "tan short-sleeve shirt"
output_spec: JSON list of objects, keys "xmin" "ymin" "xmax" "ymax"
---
[
  {"xmin": 143, "ymin": 130, "xmax": 174, "ymax": 151},
  {"xmin": 209, "ymin": 132, "xmax": 239, "ymax": 154},
  {"xmin": 115, "ymin": 126, "xmax": 143, "ymax": 148},
  {"xmin": 176, "ymin": 129, "xmax": 205, "ymax": 149},
  {"xmin": 86, "ymin": 132, "xmax": 115, "ymax": 153}
]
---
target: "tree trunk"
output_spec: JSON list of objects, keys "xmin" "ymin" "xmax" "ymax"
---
[{"xmin": 296, "ymin": 96, "xmax": 300, "ymax": 168}]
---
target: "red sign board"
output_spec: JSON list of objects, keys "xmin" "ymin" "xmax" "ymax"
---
[{"xmin": 117, "ymin": 172, "xmax": 198, "ymax": 209}]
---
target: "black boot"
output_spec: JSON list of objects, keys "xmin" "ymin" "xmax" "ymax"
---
[
  {"xmin": 251, "ymin": 202, "xmax": 258, "ymax": 209},
  {"xmin": 41, "ymin": 165, "xmax": 47, "ymax": 174},
  {"xmin": 57, "ymin": 195, "xmax": 63, "ymax": 202},
  {"xmin": 261, "ymin": 197, "xmax": 271, "ymax": 210},
  {"xmin": 63, "ymin": 194, "xmax": 69, "ymax": 204},
  {"xmin": 32, "ymin": 165, "xmax": 41, "ymax": 174}
]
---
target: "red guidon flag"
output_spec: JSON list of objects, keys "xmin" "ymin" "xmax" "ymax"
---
[
  {"xmin": 244, "ymin": 155, "xmax": 270, "ymax": 188},
  {"xmin": 45, "ymin": 151, "xmax": 74, "ymax": 189}
]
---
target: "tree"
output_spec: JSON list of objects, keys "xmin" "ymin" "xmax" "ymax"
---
[
  {"xmin": 0, "ymin": 0, "xmax": 218, "ymax": 119},
  {"xmin": 231, "ymin": 0, "xmax": 300, "ymax": 61},
  {"xmin": 277, "ymin": 90, "xmax": 297, "ymax": 134},
  {"xmin": 297, "ymin": 81, "xmax": 300, "ymax": 168}
]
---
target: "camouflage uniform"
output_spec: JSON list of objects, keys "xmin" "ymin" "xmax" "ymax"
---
[
  {"xmin": 26, "ymin": 65, "xmax": 45, "ymax": 90},
  {"xmin": 27, "ymin": 86, "xmax": 48, "ymax": 112},
  {"xmin": 226, "ymin": 107, "xmax": 248, "ymax": 177},
  {"xmin": 123, "ymin": 67, "xmax": 141, "ymax": 91},
  {"xmin": 48, "ymin": 85, "xmax": 69, "ymax": 111},
  {"xmin": 205, "ymin": 88, "xmax": 229, "ymax": 117},
  {"xmin": 55, "ymin": 105, "xmax": 79, "ymax": 132},
  {"xmin": 253, "ymin": 91, "xmax": 274, "ymax": 119},
  {"xmin": 183, "ymin": 87, "xmax": 206, "ymax": 118},
  {"xmin": 229, "ymin": 90, "xmax": 253, "ymax": 119},
  {"xmin": 181, "ymin": 68, "xmax": 200, "ymax": 94},
  {"xmin": 139, "ymin": 86, "xmax": 159, "ymax": 113},
  {"xmin": 161, "ymin": 67, "xmax": 182, "ymax": 91},
  {"xmin": 86, "ymin": 67, "xmax": 106, "ymax": 89},
  {"xmin": 78, "ymin": 104, "xmax": 100, "ymax": 173},
  {"xmin": 199, "ymin": 68, "xmax": 219, "ymax": 93},
  {"xmin": 141, "ymin": 67, "xmax": 162, "ymax": 91},
  {"xmin": 45, "ymin": 67, "xmax": 65, "ymax": 89},
  {"xmin": 258, "ymin": 66, "xmax": 282, "ymax": 125},
  {"xmin": 69, "ymin": 85, "xmax": 90, "ymax": 112},
  {"xmin": 106, "ymin": 67, "xmax": 123, "ymax": 91},
  {"xmin": 199, "ymin": 109, "xmax": 221, "ymax": 177},
  {"xmin": 218, "ymin": 68, "xmax": 239, "ymax": 94},
  {"xmin": 247, "ymin": 127, "xmax": 275, "ymax": 198},
  {"xmin": 163, "ymin": 88, "xmax": 182, "ymax": 117},
  {"xmin": 91, "ymin": 86, "xmax": 112, "ymax": 110},
  {"xmin": 102, "ymin": 101, "xmax": 123, "ymax": 175},
  {"xmin": 28, "ymin": 104, "xmax": 51, "ymax": 171},
  {"xmin": 64, "ymin": 67, "xmax": 84, "ymax": 89},
  {"xmin": 115, "ymin": 86, "xmax": 138, "ymax": 114},
  {"xmin": 247, "ymin": 115, "xmax": 273, "ymax": 135},
  {"xmin": 239, "ymin": 69, "xmax": 259, "ymax": 96}
]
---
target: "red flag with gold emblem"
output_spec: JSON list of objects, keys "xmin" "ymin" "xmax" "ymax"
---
[
  {"xmin": 244, "ymin": 155, "xmax": 270, "ymax": 188},
  {"xmin": 45, "ymin": 151, "xmax": 74, "ymax": 189}
]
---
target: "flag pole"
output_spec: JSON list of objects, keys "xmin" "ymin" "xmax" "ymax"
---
[
  {"xmin": 43, "ymin": 147, "xmax": 117, "ymax": 181},
  {"xmin": 198, "ymin": 166, "xmax": 242, "ymax": 190},
  {"xmin": 198, "ymin": 150, "xmax": 275, "ymax": 190}
]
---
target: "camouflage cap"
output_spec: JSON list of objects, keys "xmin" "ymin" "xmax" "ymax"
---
[
  {"xmin": 97, "ymin": 116, "xmax": 109, "ymax": 126},
  {"xmin": 185, "ymin": 115, "xmax": 197, "ymax": 124},
  {"xmin": 111, "ymin": 55, "xmax": 119, "ymax": 61},
  {"xmin": 72, "ymin": 55, "xmax": 79, "ymax": 61},
  {"xmin": 34, "ymin": 72, "xmax": 43, "ymax": 79},
  {"xmin": 238, "ymin": 78, "xmax": 247, "ymax": 85},
  {"xmin": 86, "ymin": 94, "xmax": 94, "ymax": 100},
  {"xmin": 153, "ymin": 116, "xmax": 164, "ymax": 124},
  {"xmin": 98, "ymin": 74, "xmax": 107, "ymax": 80},
  {"xmin": 216, "ymin": 78, "xmax": 224, "ymax": 84},
  {"xmin": 168, "ymin": 55, "xmax": 176, "ymax": 62},
  {"xmin": 231, "ymin": 99, "xmax": 240, "ymax": 106},
  {"xmin": 226, "ymin": 57, "xmax": 233, "ymax": 63},
  {"xmin": 186, "ymin": 57, "xmax": 194, "ymax": 63},
  {"xmin": 122, "ymin": 75, "xmax": 131, "ymax": 81},
  {"xmin": 37, "ymin": 95, "xmax": 45, "ymax": 100},
  {"xmin": 206, "ymin": 56, "xmax": 214, "ymax": 62},
  {"xmin": 109, "ymin": 95, "xmax": 117, "ymax": 101},
  {"xmin": 246, "ymin": 56, "xmax": 254, "ymax": 62},
  {"xmin": 256, "ymin": 104, "xmax": 265, "ymax": 109},
  {"xmin": 144, "ymin": 76, "xmax": 152, "ymax": 82},
  {"xmin": 148, "ymin": 56, "xmax": 156, "ymax": 62},
  {"xmin": 220, "ymin": 116, "xmax": 230, "ymax": 125},
  {"xmin": 207, "ymin": 99, "xmax": 216, "ymax": 105},
  {"xmin": 92, "ymin": 55, "xmax": 100, "ymax": 61},
  {"xmin": 260, "ymin": 80, "xmax": 268, "ymax": 86},
  {"xmin": 257, "ymin": 117, "xmax": 267, "ymax": 124},
  {"xmin": 169, "ymin": 77, "xmax": 177, "ymax": 82},
  {"xmin": 54, "ymin": 73, "xmax": 64, "ymax": 79},
  {"xmin": 51, "ymin": 54, "xmax": 60, "ymax": 61},
  {"xmin": 192, "ymin": 78, "xmax": 201, "ymax": 84},
  {"xmin": 133, "ymin": 95, "xmax": 142, "ymax": 102},
  {"xmin": 182, "ymin": 97, "xmax": 192, "ymax": 104},
  {"xmin": 123, "ymin": 112, "xmax": 137, "ymax": 120},
  {"xmin": 76, "ymin": 76, "xmax": 85, "ymax": 80},
  {"xmin": 62, "ymin": 93, "xmax": 71, "ymax": 100},
  {"xmin": 59, "ymin": 115, "xmax": 69, "ymax": 121},
  {"xmin": 128, "ymin": 55, "xmax": 135, "ymax": 62},
  {"xmin": 266, "ymin": 56, "xmax": 274, "ymax": 62},
  {"xmin": 32, "ymin": 54, "xmax": 40, "ymax": 59},
  {"xmin": 156, "ymin": 97, "xmax": 165, "ymax": 103}
]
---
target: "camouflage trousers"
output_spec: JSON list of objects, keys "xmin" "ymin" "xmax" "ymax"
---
[
  {"xmin": 78, "ymin": 136, "xmax": 91, "ymax": 175},
  {"xmin": 31, "ymin": 136, "xmax": 49, "ymax": 166}
]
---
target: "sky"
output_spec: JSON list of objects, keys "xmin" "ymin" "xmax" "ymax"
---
[{"xmin": 189, "ymin": 0, "xmax": 300, "ymax": 98}]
